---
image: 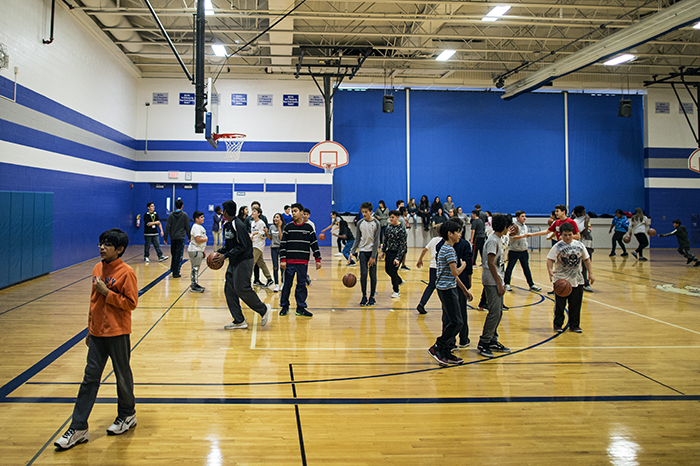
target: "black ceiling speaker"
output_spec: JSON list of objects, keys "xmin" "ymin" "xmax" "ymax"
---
[
  {"xmin": 383, "ymin": 95, "xmax": 394, "ymax": 113},
  {"xmin": 618, "ymin": 99, "xmax": 632, "ymax": 117}
]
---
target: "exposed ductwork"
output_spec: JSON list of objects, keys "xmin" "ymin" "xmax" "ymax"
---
[{"xmin": 80, "ymin": 0, "xmax": 143, "ymax": 53}]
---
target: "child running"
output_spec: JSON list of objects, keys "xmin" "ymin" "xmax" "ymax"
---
[{"xmin": 659, "ymin": 219, "xmax": 700, "ymax": 266}]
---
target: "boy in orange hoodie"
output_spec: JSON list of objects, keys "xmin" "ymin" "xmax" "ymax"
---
[{"xmin": 55, "ymin": 228, "xmax": 139, "ymax": 450}]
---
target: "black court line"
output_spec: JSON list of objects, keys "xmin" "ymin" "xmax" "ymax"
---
[
  {"xmin": 616, "ymin": 362, "xmax": 685, "ymax": 395},
  {"xmin": 5, "ymin": 394, "xmax": 700, "ymax": 405},
  {"xmin": 290, "ymin": 364, "xmax": 308, "ymax": 466}
]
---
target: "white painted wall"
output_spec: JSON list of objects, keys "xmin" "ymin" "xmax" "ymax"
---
[
  {"xmin": 0, "ymin": 0, "xmax": 139, "ymax": 137},
  {"xmin": 645, "ymin": 87, "xmax": 699, "ymax": 148},
  {"xmin": 136, "ymin": 78, "xmax": 327, "ymax": 142}
]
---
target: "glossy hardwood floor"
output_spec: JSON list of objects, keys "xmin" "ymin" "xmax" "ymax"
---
[{"xmin": 1, "ymin": 245, "xmax": 699, "ymax": 465}]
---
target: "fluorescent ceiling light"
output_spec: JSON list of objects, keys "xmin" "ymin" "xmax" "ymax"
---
[
  {"xmin": 482, "ymin": 5, "xmax": 510, "ymax": 21},
  {"xmin": 212, "ymin": 44, "xmax": 227, "ymax": 57},
  {"xmin": 693, "ymin": 21, "xmax": 700, "ymax": 29},
  {"xmin": 604, "ymin": 54, "xmax": 635, "ymax": 66},
  {"xmin": 204, "ymin": 0, "xmax": 214, "ymax": 15},
  {"xmin": 436, "ymin": 50, "xmax": 456, "ymax": 61}
]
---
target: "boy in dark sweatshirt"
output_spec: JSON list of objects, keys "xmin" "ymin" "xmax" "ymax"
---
[
  {"xmin": 163, "ymin": 199, "xmax": 191, "ymax": 278},
  {"xmin": 659, "ymin": 219, "xmax": 700, "ymax": 266}
]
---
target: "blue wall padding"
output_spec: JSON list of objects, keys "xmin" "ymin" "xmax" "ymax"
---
[{"xmin": 0, "ymin": 191, "xmax": 53, "ymax": 289}]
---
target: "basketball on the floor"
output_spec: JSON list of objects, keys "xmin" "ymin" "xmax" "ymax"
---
[
  {"xmin": 648, "ymin": 228, "xmax": 657, "ymax": 237},
  {"xmin": 553, "ymin": 279, "xmax": 572, "ymax": 297},
  {"xmin": 207, "ymin": 252, "xmax": 225, "ymax": 270},
  {"xmin": 342, "ymin": 273, "xmax": 357, "ymax": 288},
  {"xmin": 319, "ymin": 233, "xmax": 326, "ymax": 240},
  {"xmin": 623, "ymin": 235, "xmax": 631, "ymax": 243}
]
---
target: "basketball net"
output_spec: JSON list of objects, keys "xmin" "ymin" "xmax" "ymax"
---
[
  {"xmin": 322, "ymin": 162, "xmax": 335, "ymax": 174},
  {"xmin": 215, "ymin": 133, "xmax": 246, "ymax": 161}
]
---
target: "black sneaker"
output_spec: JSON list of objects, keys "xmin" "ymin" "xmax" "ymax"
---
[
  {"xmin": 695, "ymin": 261, "xmax": 700, "ymax": 267},
  {"xmin": 631, "ymin": 251, "xmax": 638, "ymax": 259},
  {"xmin": 401, "ymin": 265, "xmax": 411, "ymax": 271},
  {"xmin": 296, "ymin": 308, "xmax": 313, "ymax": 317},
  {"xmin": 359, "ymin": 296, "xmax": 368, "ymax": 306},
  {"xmin": 427, "ymin": 346, "xmax": 449, "ymax": 366},
  {"xmin": 477, "ymin": 345, "xmax": 494, "ymax": 358},
  {"xmin": 279, "ymin": 307, "xmax": 289, "ymax": 316},
  {"xmin": 264, "ymin": 279, "xmax": 274, "ymax": 288},
  {"xmin": 554, "ymin": 326, "xmax": 564, "ymax": 333},
  {"xmin": 458, "ymin": 340, "xmax": 470, "ymax": 348},
  {"xmin": 687, "ymin": 257, "xmax": 694, "ymax": 264},
  {"xmin": 489, "ymin": 341, "xmax": 511, "ymax": 353},
  {"xmin": 445, "ymin": 353, "xmax": 464, "ymax": 365},
  {"xmin": 253, "ymin": 280, "xmax": 264, "ymax": 287},
  {"xmin": 416, "ymin": 303, "xmax": 427, "ymax": 314},
  {"xmin": 570, "ymin": 327, "xmax": 583, "ymax": 333},
  {"xmin": 621, "ymin": 252, "xmax": 629, "ymax": 257},
  {"xmin": 639, "ymin": 257, "xmax": 648, "ymax": 261},
  {"xmin": 367, "ymin": 297, "xmax": 376, "ymax": 306},
  {"xmin": 609, "ymin": 252, "xmax": 616, "ymax": 257}
]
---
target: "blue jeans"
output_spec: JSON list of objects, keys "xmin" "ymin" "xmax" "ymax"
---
[
  {"xmin": 280, "ymin": 263, "xmax": 309, "ymax": 309},
  {"xmin": 144, "ymin": 235, "xmax": 164, "ymax": 259},
  {"xmin": 70, "ymin": 334, "xmax": 135, "ymax": 430},
  {"xmin": 342, "ymin": 240, "xmax": 355, "ymax": 261},
  {"xmin": 271, "ymin": 248, "xmax": 280, "ymax": 284}
]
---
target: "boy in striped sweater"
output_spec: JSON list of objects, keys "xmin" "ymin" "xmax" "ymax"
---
[{"xmin": 279, "ymin": 203, "xmax": 322, "ymax": 317}]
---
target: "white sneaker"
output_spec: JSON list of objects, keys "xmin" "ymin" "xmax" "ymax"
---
[
  {"xmin": 400, "ymin": 279, "xmax": 405, "ymax": 286},
  {"xmin": 54, "ymin": 428, "xmax": 89, "ymax": 449},
  {"xmin": 335, "ymin": 252, "xmax": 344, "ymax": 257},
  {"xmin": 106, "ymin": 414, "xmax": 137, "ymax": 435},
  {"xmin": 529, "ymin": 285, "xmax": 542, "ymax": 292},
  {"xmin": 224, "ymin": 319, "xmax": 248, "ymax": 330},
  {"xmin": 273, "ymin": 284, "xmax": 279, "ymax": 292},
  {"xmin": 505, "ymin": 284, "xmax": 512, "ymax": 292},
  {"xmin": 159, "ymin": 255, "xmax": 168, "ymax": 262},
  {"xmin": 144, "ymin": 257, "xmax": 149, "ymax": 263},
  {"xmin": 391, "ymin": 291, "xmax": 401, "ymax": 298},
  {"xmin": 261, "ymin": 304, "xmax": 272, "ymax": 327}
]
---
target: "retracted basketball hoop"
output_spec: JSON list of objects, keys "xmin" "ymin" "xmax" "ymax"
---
[
  {"xmin": 308, "ymin": 141, "xmax": 349, "ymax": 174},
  {"xmin": 213, "ymin": 133, "xmax": 246, "ymax": 161}
]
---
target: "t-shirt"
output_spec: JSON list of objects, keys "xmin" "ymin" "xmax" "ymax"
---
[
  {"xmin": 143, "ymin": 211, "xmax": 160, "ymax": 236},
  {"xmin": 306, "ymin": 219, "xmax": 316, "ymax": 232},
  {"xmin": 425, "ymin": 236, "xmax": 443, "ymax": 269},
  {"xmin": 250, "ymin": 219, "xmax": 267, "ymax": 251},
  {"xmin": 509, "ymin": 221, "xmax": 529, "ymax": 252},
  {"xmin": 435, "ymin": 243, "xmax": 458, "ymax": 290},
  {"xmin": 548, "ymin": 218, "xmax": 579, "ymax": 241},
  {"xmin": 481, "ymin": 233, "xmax": 505, "ymax": 286},
  {"xmin": 471, "ymin": 218, "xmax": 486, "ymax": 238},
  {"xmin": 547, "ymin": 239, "xmax": 590, "ymax": 287},
  {"xmin": 188, "ymin": 223, "xmax": 207, "ymax": 253}
]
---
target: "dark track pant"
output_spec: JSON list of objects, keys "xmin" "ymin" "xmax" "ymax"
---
[
  {"xmin": 359, "ymin": 252, "xmax": 377, "ymax": 298},
  {"xmin": 419, "ymin": 268, "xmax": 437, "ymax": 306},
  {"xmin": 504, "ymin": 250, "xmax": 534, "ymax": 287},
  {"xmin": 384, "ymin": 251, "xmax": 402, "ymax": 292},
  {"xmin": 554, "ymin": 284, "xmax": 584, "ymax": 329},
  {"xmin": 611, "ymin": 231, "xmax": 627, "ymax": 254},
  {"xmin": 170, "ymin": 239, "xmax": 185, "ymax": 275},
  {"xmin": 224, "ymin": 257, "xmax": 267, "ymax": 323},
  {"xmin": 434, "ymin": 288, "xmax": 462, "ymax": 354}
]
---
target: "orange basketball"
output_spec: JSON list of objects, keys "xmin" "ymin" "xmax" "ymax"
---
[
  {"xmin": 547, "ymin": 218, "xmax": 554, "ymax": 226},
  {"xmin": 319, "ymin": 233, "xmax": 326, "ymax": 241},
  {"xmin": 553, "ymin": 279, "xmax": 572, "ymax": 297},
  {"xmin": 508, "ymin": 224, "xmax": 518, "ymax": 236},
  {"xmin": 342, "ymin": 273, "xmax": 357, "ymax": 288},
  {"xmin": 648, "ymin": 228, "xmax": 657, "ymax": 237},
  {"xmin": 623, "ymin": 235, "xmax": 631, "ymax": 243},
  {"xmin": 206, "ymin": 252, "xmax": 225, "ymax": 270}
]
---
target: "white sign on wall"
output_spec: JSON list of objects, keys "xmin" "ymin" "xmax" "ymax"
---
[
  {"xmin": 283, "ymin": 94, "xmax": 299, "ymax": 107},
  {"xmin": 232, "ymin": 94, "xmax": 247, "ymax": 106},
  {"xmin": 152, "ymin": 93, "xmax": 169, "ymax": 105},
  {"xmin": 258, "ymin": 94, "xmax": 273, "ymax": 106},
  {"xmin": 309, "ymin": 95, "xmax": 324, "ymax": 107},
  {"xmin": 655, "ymin": 102, "xmax": 670, "ymax": 114},
  {"xmin": 680, "ymin": 103, "xmax": 694, "ymax": 114}
]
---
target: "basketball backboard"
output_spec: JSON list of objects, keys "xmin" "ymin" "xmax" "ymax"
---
[
  {"xmin": 308, "ymin": 141, "xmax": 349, "ymax": 173},
  {"xmin": 205, "ymin": 77, "xmax": 220, "ymax": 148}
]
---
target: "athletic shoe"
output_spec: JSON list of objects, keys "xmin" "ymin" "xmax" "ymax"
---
[
  {"xmin": 144, "ymin": 257, "xmax": 150, "ymax": 263},
  {"xmin": 583, "ymin": 285, "xmax": 594, "ymax": 292},
  {"xmin": 621, "ymin": 253, "xmax": 629, "ymax": 257},
  {"xmin": 609, "ymin": 252, "xmax": 616, "ymax": 257},
  {"xmin": 427, "ymin": 346, "xmax": 449, "ymax": 366},
  {"xmin": 261, "ymin": 304, "xmax": 272, "ymax": 327},
  {"xmin": 348, "ymin": 261, "xmax": 357, "ymax": 267},
  {"xmin": 159, "ymin": 256, "xmax": 168, "ymax": 262},
  {"xmin": 631, "ymin": 251, "xmax": 638, "ymax": 259},
  {"xmin": 391, "ymin": 291, "xmax": 400, "ymax": 298},
  {"xmin": 401, "ymin": 265, "xmax": 411, "ymax": 271},
  {"xmin": 224, "ymin": 320, "xmax": 248, "ymax": 330},
  {"xmin": 296, "ymin": 308, "xmax": 313, "ymax": 317},
  {"xmin": 253, "ymin": 280, "xmax": 264, "ymax": 287},
  {"xmin": 529, "ymin": 285, "xmax": 542, "ymax": 292},
  {"xmin": 335, "ymin": 252, "xmax": 344, "ymax": 257},
  {"xmin": 399, "ymin": 279, "xmax": 405, "ymax": 286},
  {"xmin": 695, "ymin": 261, "xmax": 700, "ymax": 267},
  {"xmin": 478, "ymin": 306, "xmax": 488, "ymax": 312},
  {"xmin": 417, "ymin": 304, "xmax": 427, "ymax": 314},
  {"xmin": 172, "ymin": 274, "xmax": 181, "ymax": 278},
  {"xmin": 489, "ymin": 341, "xmax": 511, "ymax": 353},
  {"xmin": 505, "ymin": 284, "xmax": 512, "ymax": 292},
  {"xmin": 359, "ymin": 297, "xmax": 368, "ymax": 306},
  {"xmin": 279, "ymin": 307, "xmax": 289, "ymax": 316},
  {"xmin": 264, "ymin": 279, "xmax": 274, "ymax": 288},
  {"xmin": 639, "ymin": 257, "xmax": 648, "ymax": 261},
  {"xmin": 273, "ymin": 284, "xmax": 279, "ymax": 292},
  {"xmin": 547, "ymin": 290, "xmax": 555, "ymax": 295},
  {"xmin": 477, "ymin": 346, "xmax": 494, "ymax": 358},
  {"xmin": 553, "ymin": 326, "xmax": 564, "ymax": 333},
  {"xmin": 306, "ymin": 277, "xmax": 312, "ymax": 286},
  {"xmin": 445, "ymin": 353, "xmax": 464, "ymax": 365},
  {"xmin": 190, "ymin": 285, "xmax": 204, "ymax": 293},
  {"xmin": 458, "ymin": 340, "xmax": 470, "ymax": 348},
  {"xmin": 502, "ymin": 305, "xmax": 509, "ymax": 311},
  {"xmin": 570, "ymin": 327, "xmax": 583, "ymax": 333},
  {"xmin": 367, "ymin": 297, "xmax": 376, "ymax": 306},
  {"xmin": 106, "ymin": 414, "xmax": 137, "ymax": 435},
  {"xmin": 54, "ymin": 428, "xmax": 89, "ymax": 450},
  {"xmin": 687, "ymin": 257, "xmax": 694, "ymax": 264}
]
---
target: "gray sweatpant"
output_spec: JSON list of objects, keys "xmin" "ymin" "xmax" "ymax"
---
[
  {"xmin": 188, "ymin": 249, "xmax": 205, "ymax": 287},
  {"xmin": 224, "ymin": 257, "xmax": 267, "ymax": 324},
  {"xmin": 479, "ymin": 285, "xmax": 503, "ymax": 347}
]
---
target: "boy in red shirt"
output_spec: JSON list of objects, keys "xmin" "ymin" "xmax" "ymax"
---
[
  {"xmin": 55, "ymin": 229, "xmax": 139, "ymax": 450},
  {"xmin": 529, "ymin": 204, "xmax": 580, "ymax": 242}
]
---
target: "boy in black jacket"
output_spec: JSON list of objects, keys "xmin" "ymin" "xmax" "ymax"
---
[
  {"xmin": 218, "ymin": 200, "xmax": 272, "ymax": 329},
  {"xmin": 659, "ymin": 219, "xmax": 700, "ymax": 266}
]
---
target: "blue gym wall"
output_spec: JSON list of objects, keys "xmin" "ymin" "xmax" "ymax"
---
[{"xmin": 333, "ymin": 89, "xmax": 645, "ymax": 216}]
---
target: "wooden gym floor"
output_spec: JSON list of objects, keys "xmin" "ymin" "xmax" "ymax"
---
[{"xmin": 1, "ymin": 245, "xmax": 699, "ymax": 465}]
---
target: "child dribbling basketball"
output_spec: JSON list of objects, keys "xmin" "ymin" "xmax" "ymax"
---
[{"xmin": 546, "ymin": 222, "xmax": 595, "ymax": 334}]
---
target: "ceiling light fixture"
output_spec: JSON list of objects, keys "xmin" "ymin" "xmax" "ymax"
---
[
  {"xmin": 693, "ymin": 21, "xmax": 700, "ymax": 29},
  {"xmin": 482, "ymin": 5, "xmax": 510, "ymax": 22},
  {"xmin": 436, "ymin": 50, "xmax": 456, "ymax": 61},
  {"xmin": 204, "ymin": 0, "xmax": 214, "ymax": 15},
  {"xmin": 604, "ymin": 54, "xmax": 636, "ymax": 66},
  {"xmin": 212, "ymin": 44, "xmax": 226, "ymax": 57}
]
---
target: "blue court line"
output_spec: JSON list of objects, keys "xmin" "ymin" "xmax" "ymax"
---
[{"xmin": 4, "ymin": 394, "xmax": 700, "ymax": 405}]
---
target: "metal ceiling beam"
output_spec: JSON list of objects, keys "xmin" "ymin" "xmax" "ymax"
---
[{"xmin": 502, "ymin": 0, "xmax": 700, "ymax": 99}]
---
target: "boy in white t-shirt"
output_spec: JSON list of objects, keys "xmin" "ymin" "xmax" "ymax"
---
[
  {"xmin": 250, "ymin": 206, "xmax": 274, "ymax": 288},
  {"xmin": 415, "ymin": 231, "xmax": 444, "ymax": 314},
  {"xmin": 188, "ymin": 211, "xmax": 208, "ymax": 293},
  {"xmin": 547, "ymin": 222, "xmax": 595, "ymax": 333}
]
